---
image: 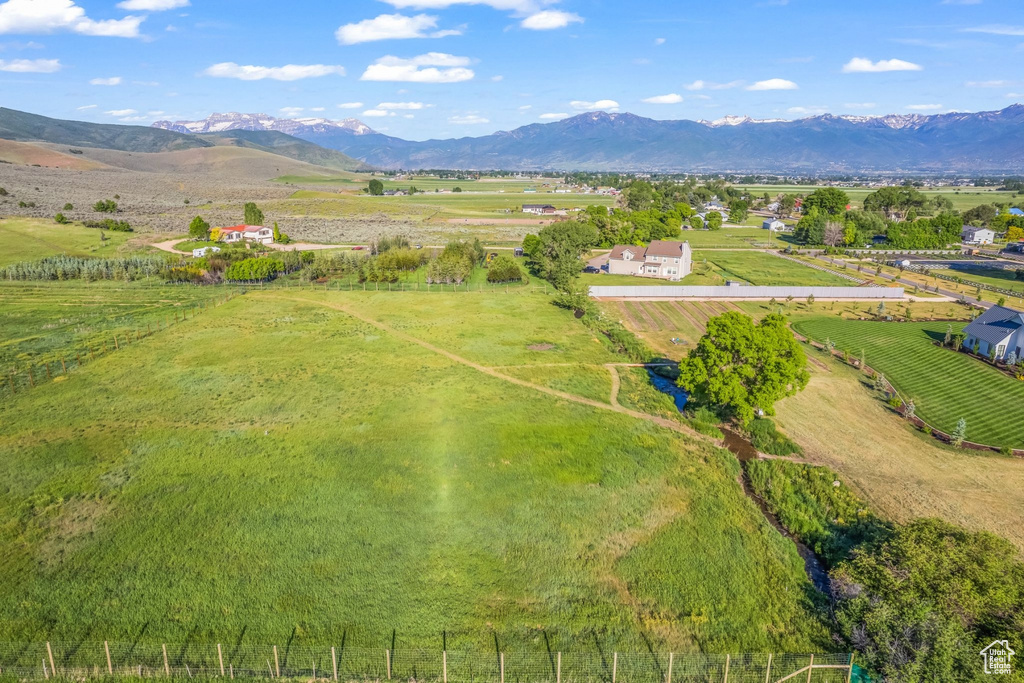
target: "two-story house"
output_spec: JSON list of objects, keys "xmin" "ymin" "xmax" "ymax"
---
[{"xmin": 607, "ymin": 240, "xmax": 692, "ymax": 281}]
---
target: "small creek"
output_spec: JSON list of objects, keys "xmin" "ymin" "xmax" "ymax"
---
[{"xmin": 645, "ymin": 370, "xmax": 832, "ymax": 595}]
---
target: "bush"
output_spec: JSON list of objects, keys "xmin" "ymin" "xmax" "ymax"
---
[
  {"xmin": 686, "ymin": 406, "xmax": 723, "ymax": 438},
  {"xmin": 54, "ymin": 213, "xmax": 70, "ymax": 224},
  {"xmin": 748, "ymin": 418, "xmax": 803, "ymax": 456},
  {"xmin": 0, "ymin": 187, "xmax": 7, "ymax": 196},
  {"xmin": 63, "ymin": 203, "xmax": 73, "ymax": 211},
  {"xmin": 487, "ymin": 255, "xmax": 524, "ymax": 283},
  {"xmin": 93, "ymin": 199, "xmax": 118, "ymax": 213},
  {"xmin": 224, "ymin": 256, "xmax": 284, "ymax": 282},
  {"xmin": 84, "ymin": 218, "xmax": 133, "ymax": 232},
  {"xmin": 18, "ymin": 200, "xmax": 36, "ymax": 208}
]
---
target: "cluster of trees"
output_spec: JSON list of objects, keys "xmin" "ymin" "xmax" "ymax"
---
[
  {"xmin": 224, "ymin": 256, "xmax": 284, "ymax": 282},
  {"xmin": 574, "ymin": 205, "xmax": 685, "ymax": 247},
  {"xmin": 676, "ymin": 311, "xmax": 810, "ymax": 424},
  {"xmin": 793, "ymin": 187, "xmax": 963, "ymax": 249},
  {"xmin": 189, "ymin": 216, "xmax": 210, "ymax": 240},
  {"xmin": 425, "ymin": 240, "xmax": 484, "ymax": 284},
  {"xmin": 93, "ymin": 199, "xmax": 118, "ymax": 213},
  {"xmin": 2, "ymin": 255, "xmax": 165, "ymax": 281},
  {"xmin": 522, "ymin": 220, "xmax": 598, "ymax": 290},
  {"xmin": 243, "ymin": 202, "xmax": 264, "ymax": 226}
]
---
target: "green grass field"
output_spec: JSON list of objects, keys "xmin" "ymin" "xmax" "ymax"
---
[
  {"xmin": 737, "ymin": 184, "xmax": 1021, "ymax": 212},
  {"xmin": 931, "ymin": 267, "xmax": 1024, "ymax": 296},
  {"xmin": 792, "ymin": 318, "xmax": 1024, "ymax": 448},
  {"xmin": 274, "ymin": 175, "xmax": 569, "ymax": 194},
  {"xmin": 700, "ymin": 251, "xmax": 850, "ymax": 287},
  {"xmin": 0, "ymin": 286, "xmax": 832, "ymax": 656},
  {"xmin": 0, "ymin": 218, "xmax": 134, "ymax": 267}
]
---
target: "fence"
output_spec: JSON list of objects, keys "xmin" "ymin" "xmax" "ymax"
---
[
  {"xmin": 0, "ymin": 643, "xmax": 857, "ymax": 683},
  {"xmin": 588, "ymin": 285, "xmax": 904, "ymax": 300},
  {"xmin": 891, "ymin": 263, "xmax": 1024, "ymax": 301}
]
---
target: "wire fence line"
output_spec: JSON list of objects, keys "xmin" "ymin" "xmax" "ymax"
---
[{"xmin": 0, "ymin": 643, "xmax": 855, "ymax": 683}]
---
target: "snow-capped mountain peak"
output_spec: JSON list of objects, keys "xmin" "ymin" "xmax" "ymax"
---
[
  {"xmin": 700, "ymin": 115, "xmax": 787, "ymax": 128},
  {"xmin": 152, "ymin": 112, "xmax": 375, "ymax": 136}
]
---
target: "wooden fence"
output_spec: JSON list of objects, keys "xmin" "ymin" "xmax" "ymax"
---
[{"xmin": 0, "ymin": 642, "xmax": 858, "ymax": 683}]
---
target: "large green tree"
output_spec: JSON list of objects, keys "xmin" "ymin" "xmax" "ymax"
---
[
  {"xmin": 802, "ymin": 188, "xmax": 850, "ymax": 217},
  {"xmin": 705, "ymin": 211, "xmax": 723, "ymax": 231},
  {"xmin": 863, "ymin": 187, "xmax": 928, "ymax": 221},
  {"xmin": 188, "ymin": 215, "xmax": 210, "ymax": 240},
  {"xmin": 524, "ymin": 220, "xmax": 598, "ymax": 290},
  {"xmin": 677, "ymin": 312, "xmax": 809, "ymax": 424},
  {"xmin": 728, "ymin": 200, "xmax": 749, "ymax": 223},
  {"xmin": 367, "ymin": 179, "xmax": 385, "ymax": 196},
  {"xmin": 243, "ymin": 202, "xmax": 264, "ymax": 226}
]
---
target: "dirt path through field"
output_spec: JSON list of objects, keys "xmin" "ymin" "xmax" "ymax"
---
[
  {"xmin": 271, "ymin": 294, "xmax": 704, "ymax": 440},
  {"xmin": 606, "ymin": 364, "xmax": 621, "ymax": 407}
]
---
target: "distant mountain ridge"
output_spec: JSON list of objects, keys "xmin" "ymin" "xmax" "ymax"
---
[
  {"xmin": 153, "ymin": 112, "xmax": 375, "ymax": 137},
  {"xmin": 154, "ymin": 105, "xmax": 1024, "ymax": 173},
  {"xmin": 0, "ymin": 108, "xmax": 368, "ymax": 172}
]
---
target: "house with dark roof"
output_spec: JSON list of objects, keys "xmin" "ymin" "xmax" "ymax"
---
[
  {"xmin": 962, "ymin": 305, "xmax": 1024, "ymax": 361},
  {"xmin": 607, "ymin": 240, "xmax": 692, "ymax": 281},
  {"xmin": 962, "ymin": 225, "xmax": 996, "ymax": 245}
]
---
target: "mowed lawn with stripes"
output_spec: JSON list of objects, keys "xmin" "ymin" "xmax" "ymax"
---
[{"xmin": 792, "ymin": 318, "xmax": 1024, "ymax": 448}]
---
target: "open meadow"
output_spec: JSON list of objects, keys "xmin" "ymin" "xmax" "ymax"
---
[
  {"xmin": 0, "ymin": 218, "xmax": 134, "ymax": 268},
  {"xmin": 792, "ymin": 317, "xmax": 1024, "ymax": 448},
  {"xmin": 736, "ymin": 184, "xmax": 1021, "ymax": 212},
  {"xmin": 0, "ymin": 285, "xmax": 833, "ymax": 659}
]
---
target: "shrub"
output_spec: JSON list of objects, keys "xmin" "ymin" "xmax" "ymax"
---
[
  {"xmin": 887, "ymin": 396, "xmax": 904, "ymax": 409},
  {"xmin": 63, "ymin": 203, "xmax": 73, "ymax": 211},
  {"xmin": 0, "ymin": 187, "xmax": 7, "ymax": 196},
  {"xmin": 54, "ymin": 213, "xmax": 70, "ymax": 224},
  {"xmin": 18, "ymin": 200, "xmax": 36, "ymax": 208},
  {"xmin": 84, "ymin": 218, "xmax": 132, "ymax": 232},
  {"xmin": 486, "ymin": 255, "xmax": 524, "ymax": 283},
  {"xmin": 224, "ymin": 256, "xmax": 283, "ymax": 282},
  {"xmin": 93, "ymin": 199, "xmax": 118, "ymax": 213},
  {"xmin": 748, "ymin": 418, "xmax": 803, "ymax": 456}
]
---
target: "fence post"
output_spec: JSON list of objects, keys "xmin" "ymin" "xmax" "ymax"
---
[
  {"xmin": 105, "ymin": 641, "xmax": 113, "ymax": 675},
  {"xmin": 764, "ymin": 654, "xmax": 772, "ymax": 683},
  {"xmin": 28, "ymin": 369, "xmax": 35, "ymax": 387},
  {"xmin": 442, "ymin": 650, "xmax": 447, "ymax": 683},
  {"xmin": 274, "ymin": 646, "xmax": 280, "ymax": 678},
  {"xmin": 666, "ymin": 653, "xmax": 673, "ymax": 683},
  {"xmin": 61, "ymin": 358, "xmax": 67, "ymax": 373},
  {"xmin": 806, "ymin": 654, "xmax": 813, "ymax": 683},
  {"xmin": 612, "ymin": 653, "xmax": 617, "ymax": 683},
  {"xmin": 43, "ymin": 658, "xmax": 48, "ymax": 679},
  {"xmin": 846, "ymin": 654, "xmax": 855, "ymax": 683},
  {"xmin": 722, "ymin": 654, "xmax": 728, "ymax": 683},
  {"xmin": 163, "ymin": 644, "xmax": 169, "ymax": 677},
  {"xmin": 114, "ymin": 336, "xmax": 119, "ymax": 350},
  {"xmin": 385, "ymin": 650, "xmax": 391, "ymax": 680},
  {"xmin": 218, "ymin": 644, "xmax": 225, "ymax": 677},
  {"xmin": 557, "ymin": 652, "xmax": 561, "ymax": 683},
  {"xmin": 331, "ymin": 647, "xmax": 338, "ymax": 681},
  {"xmin": 500, "ymin": 653, "xmax": 504, "ymax": 683},
  {"xmin": 47, "ymin": 642, "xmax": 56, "ymax": 678}
]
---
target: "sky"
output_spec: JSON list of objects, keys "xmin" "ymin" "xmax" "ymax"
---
[{"xmin": 0, "ymin": 0, "xmax": 1023, "ymax": 140}]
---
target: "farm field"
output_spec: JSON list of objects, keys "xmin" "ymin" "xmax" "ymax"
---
[
  {"xmin": 0, "ymin": 218, "xmax": 134, "ymax": 267},
  {"xmin": 0, "ymin": 280, "xmax": 233, "ymax": 393},
  {"xmin": 773, "ymin": 354, "xmax": 1024, "ymax": 553},
  {"xmin": 930, "ymin": 267, "xmax": 1024, "ymax": 296},
  {"xmin": 736, "ymin": 184, "xmax": 1021, "ymax": 212},
  {"xmin": 0, "ymin": 287, "xmax": 831, "ymax": 655},
  {"xmin": 275, "ymin": 175, "xmax": 568, "ymax": 194},
  {"xmin": 700, "ymin": 251, "xmax": 852, "ymax": 286},
  {"xmin": 792, "ymin": 317, "xmax": 1024, "ymax": 448}
]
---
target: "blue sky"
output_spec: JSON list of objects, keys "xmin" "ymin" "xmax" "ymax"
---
[{"xmin": 0, "ymin": 0, "xmax": 1022, "ymax": 140}]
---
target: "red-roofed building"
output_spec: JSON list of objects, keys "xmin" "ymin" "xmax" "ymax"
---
[{"xmin": 219, "ymin": 225, "xmax": 274, "ymax": 245}]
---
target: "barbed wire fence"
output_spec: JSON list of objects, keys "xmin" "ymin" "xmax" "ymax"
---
[{"xmin": 0, "ymin": 643, "xmax": 855, "ymax": 683}]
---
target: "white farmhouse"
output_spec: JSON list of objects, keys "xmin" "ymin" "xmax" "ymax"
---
[
  {"xmin": 219, "ymin": 224, "xmax": 274, "ymax": 245},
  {"xmin": 763, "ymin": 219, "xmax": 787, "ymax": 231},
  {"xmin": 607, "ymin": 240, "xmax": 692, "ymax": 281},
  {"xmin": 962, "ymin": 305, "xmax": 1024, "ymax": 361},
  {"xmin": 962, "ymin": 226, "xmax": 996, "ymax": 245}
]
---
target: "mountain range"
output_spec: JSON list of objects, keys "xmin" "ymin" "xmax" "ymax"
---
[
  {"xmin": 0, "ymin": 108, "xmax": 367, "ymax": 172},
  {"xmin": 154, "ymin": 105, "xmax": 1024, "ymax": 173}
]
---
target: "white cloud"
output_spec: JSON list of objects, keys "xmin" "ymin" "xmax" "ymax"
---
[
  {"xmin": 90, "ymin": 76, "xmax": 122, "ymax": 85},
  {"xmin": 380, "ymin": 0, "xmax": 542, "ymax": 11},
  {"xmin": 943, "ymin": 0, "xmax": 982, "ymax": 4},
  {"xmin": 491, "ymin": 74, "xmax": 503, "ymax": 81},
  {"xmin": 311, "ymin": 107, "xmax": 325, "ymax": 112},
  {"xmin": 966, "ymin": 79, "xmax": 1014, "ymax": 87},
  {"xmin": 642, "ymin": 93, "xmax": 682, "ymax": 104},
  {"xmin": 338, "ymin": 102, "xmax": 364, "ymax": 109},
  {"xmin": 684, "ymin": 79, "xmax": 742, "ymax": 91},
  {"xmin": 746, "ymin": 78, "xmax": 798, "ymax": 90},
  {"xmin": 279, "ymin": 107, "xmax": 304, "ymax": 115},
  {"xmin": 521, "ymin": 10, "xmax": 582, "ymax": 30},
  {"xmin": 0, "ymin": 57, "xmax": 59, "ymax": 72},
  {"xmin": 906, "ymin": 103, "xmax": 943, "ymax": 110},
  {"xmin": 116, "ymin": 0, "xmax": 189, "ymax": 10},
  {"xmin": 361, "ymin": 52, "xmax": 474, "ymax": 82},
  {"xmin": 449, "ymin": 114, "xmax": 489, "ymax": 124},
  {"xmin": 963, "ymin": 24, "xmax": 1024, "ymax": 36},
  {"xmin": 570, "ymin": 99, "xmax": 619, "ymax": 110},
  {"xmin": 105, "ymin": 108, "xmax": 137, "ymax": 116},
  {"xmin": 844, "ymin": 102, "xmax": 877, "ymax": 109},
  {"xmin": 377, "ymin": 101, "xmax": 428, "ymax": 109},
  {"xmin": 363, "ymin": 109, "xmax": 391, "ymax": 117},
  {"xmin": 0, "ymin": 0, "xmax": 145, "ymax": 38},
  {"xmin": 518, "ymin": 104, "xmax": 532, "ymax": 110},
  {"xmin": 539, "ymin": 112, "xmax": 568, "ymax": 120},
  {"xmin": 336, "ymin": 13, "xmax": 459, "ymax": 44},
  {"xmin": 1008, "ymin": 92, "xmax": 1023, "ymax": 98},
  {"xmin": 204, "ymin": 62, "xmax": 346, "ymax": 81},
  {"xmin": 76, "ymin": 104, "xmax": 97, "ymax": 110},
  {"xmin": 842, "ymin": 57, "xmax": 922, "ymax": 73},
  {"xmin": 654, "ymin": 37, "xmax": 665, "ymax": 45},
  {"xmin": 146, "ymin": 110, "xmax": 163, "ymax": 115},
  {"xmin": 788, "ymin": 105, "xmax": 828, "ymax": 115}
]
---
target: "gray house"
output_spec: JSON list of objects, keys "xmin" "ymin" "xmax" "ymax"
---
[{"xmin": 962, "ymin": 305, "xmax": 1024, "ymax": 360}]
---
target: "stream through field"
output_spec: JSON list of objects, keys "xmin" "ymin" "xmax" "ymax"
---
[{"xmin": 644, "ymin": 370, "xmax": 832, "ymax": 595}]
